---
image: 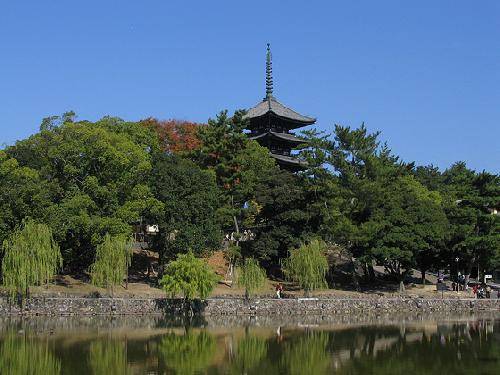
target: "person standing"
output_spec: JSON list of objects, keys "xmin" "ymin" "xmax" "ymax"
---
[{"xmin": 275, "ymin": 283, "xmax": 283, "ymax": 299}]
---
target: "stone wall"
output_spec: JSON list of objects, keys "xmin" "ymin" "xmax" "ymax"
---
[{"xmin": 0, "ymin": 296, "xmax": 498, "ymax": 316}]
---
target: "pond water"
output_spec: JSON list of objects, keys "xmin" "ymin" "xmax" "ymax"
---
[{"xmin": 0, "ymin": 314, "xmax": 499, "ymax": 374}]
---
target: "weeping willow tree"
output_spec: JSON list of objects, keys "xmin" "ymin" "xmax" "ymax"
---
[
  {"xmin": 89, "ymin": 340, "xmax": 130, "ymax": 375},
  {"xmin": 237, "ymin": 258, "xmax": 266, "ymax": 299},
  {"xmin": 281, "ymin": 239, "xmax": 328, "ymax": 296},
  {"xmin": 0, "ymin": 332, "xmax": 61, "ymax": 375},
  {"xmin": 1, "ymin": 219, "xmax": 62, "ymax": 301},
  {"xmin": 90, "ymin": 234, "xmax": 133, "ymax": 296}
]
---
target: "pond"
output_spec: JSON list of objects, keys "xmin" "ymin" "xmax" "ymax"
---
[{"xmin": 0, "ymin": 313, "xmax": 499, "ymax": 374}]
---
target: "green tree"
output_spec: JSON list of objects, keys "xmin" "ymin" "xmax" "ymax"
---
[
  {"xmin": 6, "ymin": 115, "xmax": 161, "ymax": 270},
  {"xmin": 248, "ymin": 169, "xmax": 314, "ymax": 262},
  {"xmin": 160, "ymin": 251, "xmax": 219, "ymax": 300},
  {"xmin": 366, "ymin": 175, "xmax": 448, "ymax": 290},
  {"xmin": 151, "ymin": 154, "xmax": 221, "ymax": 265},
  {"xmin": 441, "ymin": 163, "xmax": 499, "ymax": 284},
  {"xmin": 237, "ymin": 258, "xmax": 267, "ymax": 298},
  {"xmin": 0, "ymin": 151, "xmax": 52, "ymax": 248},
  {"xmin": 193, "ymin": 110, "xmax": 276, "ymax": 271},
  {"xmin": 1, "ymin": 219, "xmax": 62, "ymax": 300},
  {"xmin": 90, "ymin": 234, "xmax": 133, "ymax": 295},
  {"xmin": 282, "ymin": 239, "xmax": 329, "ymax": 295}
]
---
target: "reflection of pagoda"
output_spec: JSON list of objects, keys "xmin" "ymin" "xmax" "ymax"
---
[{"xmin": 243, "ymin": 44, "xmax": 315, "ymax": 171}]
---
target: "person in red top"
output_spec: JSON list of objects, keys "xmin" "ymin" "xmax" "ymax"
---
[
  {"xmin": 472, "ymin": 284, "xmax": 478, "ymax": 298},
  {"xmin": 275, "ymin": 283, "xmax": 283, "ymax": 299}
]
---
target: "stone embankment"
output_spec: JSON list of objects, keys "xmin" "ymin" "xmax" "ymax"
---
[{"xmin": 0, "ymin": 296, "xmax": 499, "ymax": 316}]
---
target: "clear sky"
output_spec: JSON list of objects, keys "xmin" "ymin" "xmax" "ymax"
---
[{"xmin": 1, "ymin": 0, "xmax": 499, "ymax": 172}]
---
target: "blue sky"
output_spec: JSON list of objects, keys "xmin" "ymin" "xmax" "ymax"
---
[{"xmin": 1, "ymin": 0, "xmax": 499, "ymax": 172}]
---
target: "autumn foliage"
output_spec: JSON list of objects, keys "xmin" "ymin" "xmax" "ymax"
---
[{"xmin": 142, "ymin": 118, "xmax": 202, "ymax": 154}]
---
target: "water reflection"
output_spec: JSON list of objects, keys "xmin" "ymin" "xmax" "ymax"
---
[
  {"xmin": 0, "ymin": 332, "xmax": 61, "ymax": 375},
  {"xmin": 0, "ymin": 316, "xmax": 498, "ymax": 374},
  {"xmin": 158, "ymin": 331, "xmax": 216, "ymax": 374},
  {"xmin": 89, "ymin": 340, "xmax": 130, "ymax": 375},
  {"xmin": 281, "ymin": 331, "xmax": 331, "ymax": 374},
  {"xmin": 230, "ymin": 334, "xmax": 267, "ymax": 374}
]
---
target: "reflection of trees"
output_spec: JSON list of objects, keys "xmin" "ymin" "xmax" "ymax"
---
[
  {"xmin": 158, "ymin": 331, "xmax": 216, "ymax": 375},
  {"xmin": 230, "ymin": 335, "xmax": 268, "ymax": 374},
  {"xmin": 281, "ymin": 331, "xmax": 331, "ymax": 375},
  {"xmin": 335, "ymin": 322, "xmax": 500, "ymax": 375},
  {"xmin": 89, "ymin": 340, "xmax": 130, "ymax": 375},
  {"xmin": 0, "ymin": 333, "xmax": 61, "ymax": 375}
]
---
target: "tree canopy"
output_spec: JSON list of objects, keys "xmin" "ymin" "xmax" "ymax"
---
[{"xmin": 1, "ymin": 110, "xmax": 498, "ymax": 296}]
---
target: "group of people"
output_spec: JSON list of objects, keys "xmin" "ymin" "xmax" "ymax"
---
[
  {"xmin": 451, "ymin": 273, "xmax": 466, "ymax": 291},
  {"xmin": 472, "ymin": 283, "xmax": 493, "ymax": 299}
]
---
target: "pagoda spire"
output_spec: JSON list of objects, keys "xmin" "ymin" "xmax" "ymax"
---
[{"xmin": 265, "ymin": 43, "xmax": 274, "ymax": 100}]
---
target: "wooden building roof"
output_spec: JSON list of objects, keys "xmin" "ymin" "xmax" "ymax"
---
[
  {"xmin": 249, "ymin": 130, "xmax": 307, "ymax": 146},
  {"xmin": 243, "ymin": 97, "xmax": 316, "ymax": 124}
]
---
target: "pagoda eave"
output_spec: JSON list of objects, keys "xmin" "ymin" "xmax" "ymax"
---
[
  {"xmin": 249, "ymin": 131, "xmax": 307, "ymax": 147},
  {"xmin": 271, "ymin": 153, "xmax": 308, "ymax": 171}
]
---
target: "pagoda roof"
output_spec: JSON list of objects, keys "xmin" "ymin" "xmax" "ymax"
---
[
  {"xmin": 243, "ymin": 97, "xmax": 316, "ymax": 125},
  {"xmin": 271, "ymin": 153, "xmax": 308, "ymax": 169},
  {"xmin": 249, "ymin": 131, "xmax": 307, "ymax": 146}
]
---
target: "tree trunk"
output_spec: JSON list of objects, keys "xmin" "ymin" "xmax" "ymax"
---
[
  {"xmin": 421, "ymin": 268, "xmax": 426, "ymax": 285},
  {"xmin": 230, "ymin": 212, "xmax": 240, "ymax": 288},
  {"xmin": 368, "ymin": 264, "xmax": 375, "ymax": 282},
  {"xmin": 399, "ymin": 279, "xmax": 405, "ymax": 293},
  {"xmin": 233, "ymin": 215, "xmax": 240, "ymax": 236},
  {"xmin": 363, "ymin": 262, "xmax": 375, "ymax": 282},
  {"xmin": 351, "ymin": 258, "xmax": 360, "ymax": 292}
]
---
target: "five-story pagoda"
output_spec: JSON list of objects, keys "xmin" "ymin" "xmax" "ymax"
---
[{"xmin": 243, "ymin": 44, "xmax": 315, "ymax": 171}]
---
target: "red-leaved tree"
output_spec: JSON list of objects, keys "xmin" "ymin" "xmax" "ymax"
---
[{"xmin": 142, "ymin": 118, "xmax": 203, "ymax": 154}]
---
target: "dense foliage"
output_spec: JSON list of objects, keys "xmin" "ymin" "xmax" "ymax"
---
[
  {"xmin": 1, "ymin": 219, "xmax": 62, "ymax": 299},
  {"xmin": 160, "ymin": 251, "xmax": 219, "ymax": 300},
  {"xmin": 151, "ymin": 154, "xmax": 221, "ymax": 264},
  {"xmin": 237, "ymin": 258, "xmax": 267, "ymax": 298},
  {"xmin": 90, "ymin": 234, "xmax": 133, "ymax": 294},
  {"xmin": 0, "ymin": 110, "xmax": 498, "ymax": 295},
  {"xmin": 282, "ymin": 240, "xmax": 329, "ymax": 293}
]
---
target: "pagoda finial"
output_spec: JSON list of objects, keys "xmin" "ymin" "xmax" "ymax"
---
[{"xmin": 265, "ymin": 43, "xmax": 274, "ymax": 100}]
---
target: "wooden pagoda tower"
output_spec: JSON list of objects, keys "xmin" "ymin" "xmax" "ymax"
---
[{"xmin": 243, "ymin": 44, "xmax": 316, "ymax": 171}]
